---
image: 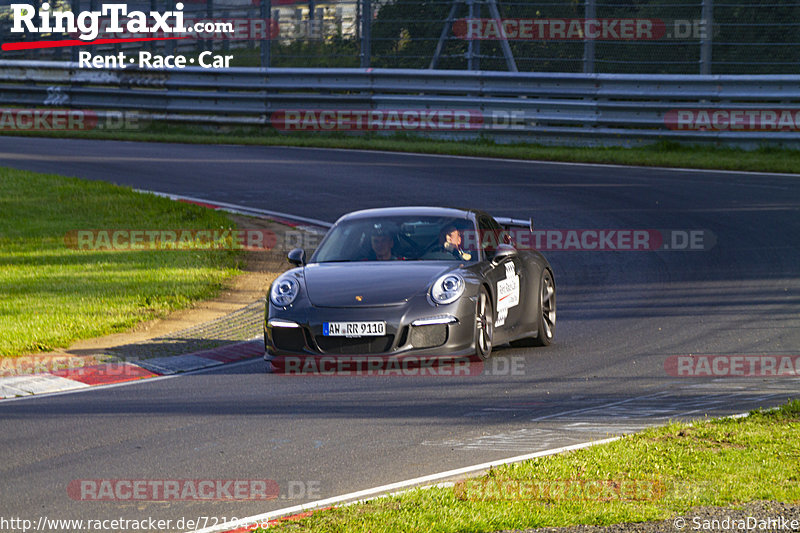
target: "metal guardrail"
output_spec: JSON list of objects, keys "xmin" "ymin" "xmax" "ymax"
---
[{"xmin": 2, "ymin": 60, "xmax": 800, "ymax": 145}]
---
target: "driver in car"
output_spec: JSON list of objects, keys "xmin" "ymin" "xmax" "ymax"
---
[
  {"xmin": 367, "ymin": 224, "xmax": 398, "ymax": 261},
  {"xmin": 440, "ymin": 225, "xmax": 472, "ymax": 261}
]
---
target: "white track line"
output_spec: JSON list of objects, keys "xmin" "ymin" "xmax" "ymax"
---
[
  {"xmin": 189, "ymin": 405, "xmax": 772, "ymax": 533},
  {"xmin": 135, "ymin": 190, "xmax": 333, "ymax": 228},
  {"xmin": 188, "ymin": 437, "xmax": 620, "ymax": 533}
]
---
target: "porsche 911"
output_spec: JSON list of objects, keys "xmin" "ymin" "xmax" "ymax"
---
[{"xmin": 264, "ymin": 206, "xmax": 555, "ymax": 361}]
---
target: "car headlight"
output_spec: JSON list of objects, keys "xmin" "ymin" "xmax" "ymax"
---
[
  {"xmin": 270, "ymin": 276, "xmax": 299, "ymax": 307},
  {"xmin": 430, "ymin": 273, "xmax": 465, "ymax": 305}
]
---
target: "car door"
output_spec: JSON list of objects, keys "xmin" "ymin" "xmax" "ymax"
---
[{"xmin": 478, "ymin": 214, "xmax": 527, "ymax": 339}]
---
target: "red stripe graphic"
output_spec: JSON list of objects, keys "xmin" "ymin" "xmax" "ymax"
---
[{"xmin": 2, "ymin": 36, "xmax": 187, "ymax": 51}]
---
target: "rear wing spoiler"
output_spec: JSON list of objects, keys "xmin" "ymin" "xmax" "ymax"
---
[{"xmin": 494, "ymin": 217, "xmax": 534, "ymax": 233}]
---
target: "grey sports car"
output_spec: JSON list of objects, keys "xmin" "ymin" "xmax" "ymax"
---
[{"xmin": 264, "ymin": 206, "xmax": 555, "ymax": 360}]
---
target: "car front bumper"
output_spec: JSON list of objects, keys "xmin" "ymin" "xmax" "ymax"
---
[{"xmin": 264, "ymin": 294, "xmax": 478, "ymax": 358}]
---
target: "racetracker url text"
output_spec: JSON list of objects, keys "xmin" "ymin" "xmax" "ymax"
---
[{"xmin": 0, "ymin": 516, "xmax": 273, "ymax": 532}]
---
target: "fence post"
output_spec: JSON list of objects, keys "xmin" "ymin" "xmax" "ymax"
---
[
  {"xmin": 486, "ymin": 0, "xmax": 518, "ymax": 72},
  {"xmin": 700, "ymin": 0, "xmax": 713, "ymax": 74},
  {"xmin": 360, "ymin": 0, "xmax": 371, "ymax": 68},
  {"xmin": 71, "ymin": 0, "xmax": 81, "ymax": 62},
  {"xmin": 467, "ymin": 0, "xmax": 479, "ymax": 70},
  {"xmin": 166, "ymin": 0, "xmax": 176, "ymax": 55},
  {"xmin": 150, "ymin": 0, "xmax": 157, "ymax": 55},
  {"xmin": 260, "ymin": 0, "xmax": 271, "ymax": 67},
  {"xmin": 206, "ymin": 0, "xmax": 214, "ymax": 53},
  {"xmin": 430, "ymin": 1, "xmax": 459, "ymax": 69},
  {"xmin": 583, "ymin": 0, "xmax": 595, "ymax": 73},
  {"xmin": 308, "ymin": 0, "xmax": 316, "ymax": 38},
  {"xmin": 474, "ymin": 0, "xmax": 480, "ymax": 70}
]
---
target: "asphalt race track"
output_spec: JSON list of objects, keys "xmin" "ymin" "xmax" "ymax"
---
[{"xmin": 1, "ymin": 137, "xmax": 799, "ymax": 530}]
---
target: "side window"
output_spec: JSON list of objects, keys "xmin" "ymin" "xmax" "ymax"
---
[
  {"xmin": 477, "ymin": 215, "xmax": 496, "ymax": 259},
  {"xmin": 478, "ymin": 215, "xmax": 512, "ymax": 260}
]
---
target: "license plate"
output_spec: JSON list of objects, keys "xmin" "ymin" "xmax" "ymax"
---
[{"xmin": 323, "ymin": 321, "xmax": 385, "ymax": 337}]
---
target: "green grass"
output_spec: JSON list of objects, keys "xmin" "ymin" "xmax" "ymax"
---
[
  {"xmin": 6, "ymin": 124, "xmax": 800, "ymax": 174},
  {"xmin": 259, "ymin": 400, "xmax": 800, "ymax": 532},
  {"xmin": 0, "ymin": 167, "xmax": 241, "ymax": 357}
]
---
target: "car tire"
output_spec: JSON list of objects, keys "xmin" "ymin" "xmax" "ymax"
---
[
  {"xmin": 511, "ymin": 269, "xmax": 556, "ymax": 348},
  {"xmin": 475, "ymin": 287, "xmax": 494, "ymax": 360}
]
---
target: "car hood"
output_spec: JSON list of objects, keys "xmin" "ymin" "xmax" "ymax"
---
[{"xmin": 303, "ymin": 262, "xmax": 456, "ymax": 307}]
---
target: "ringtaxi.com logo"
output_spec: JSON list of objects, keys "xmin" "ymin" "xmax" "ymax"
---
[{"xmin": 9, "ymin": 2, "xmax": 223, "ymax": 41}]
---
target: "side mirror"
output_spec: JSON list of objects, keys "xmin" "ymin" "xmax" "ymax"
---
[
  {"xmin": 287, "ymin": 248, "xmax": 306, "ymax": 266},
  {"xmin": 492, "ymin": 243, "xmax": 517, "ymax": 265}
]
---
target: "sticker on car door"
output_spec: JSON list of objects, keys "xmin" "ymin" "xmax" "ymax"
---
[{"xmin": 496, "ymin": 262, "xmax": 520, "ymax": 327}]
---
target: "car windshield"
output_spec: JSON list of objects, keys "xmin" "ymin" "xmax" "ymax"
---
[{"xmin": 311, "ymin": 215, "xmax": 478, "ymax": 263}]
